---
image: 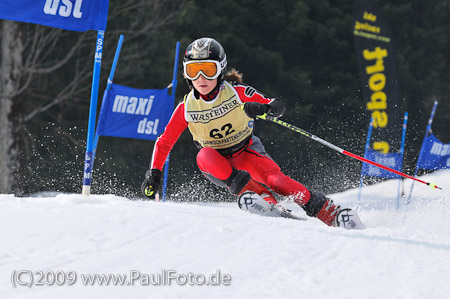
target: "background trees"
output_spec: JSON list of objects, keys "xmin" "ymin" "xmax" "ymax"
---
[{"xmin": 1, "ymin": 0, "xmax": 449, "ymax": 198}]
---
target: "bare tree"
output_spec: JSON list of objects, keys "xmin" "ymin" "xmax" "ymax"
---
[
  {"xmin": 0, "ymin": 20, "xmax": 91, "ymax": 194},
  {"xmin": 0, "ymin": 20, "xmax": 22, "ymax": 193}
]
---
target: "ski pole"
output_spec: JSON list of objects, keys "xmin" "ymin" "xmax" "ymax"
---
[{"xmin": 257, "ymin": 114, "xmax": 442, "ymax": 190}]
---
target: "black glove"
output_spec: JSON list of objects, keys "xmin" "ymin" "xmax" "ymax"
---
[
  {"xmin": 243, "ymin": 102, "xmax": 269, "ymax": 119},
  {"xmin": 266, "ymin": 98, "xmax": 285, "ymax": 118},
  {"xmin": 141, "ymin": 169, "xmax": 162, "ymax": 199}
]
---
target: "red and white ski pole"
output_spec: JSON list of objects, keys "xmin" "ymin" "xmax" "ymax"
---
[{"xmin": 258, "ymin": 114, "xmax": 442, "ymax": 190}]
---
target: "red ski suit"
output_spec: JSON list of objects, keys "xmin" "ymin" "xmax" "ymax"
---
[{"xmin": 150, "ymin": 81, "xmax": 310, "ymax": 204}]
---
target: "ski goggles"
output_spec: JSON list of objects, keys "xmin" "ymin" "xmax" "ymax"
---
[{"xmin": 183, "ymin": 60, "xmax": 223, "ymax": 81}]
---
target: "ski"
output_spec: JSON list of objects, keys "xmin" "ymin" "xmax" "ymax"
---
[
  {"xmin": 335, "ymin": 208, "xmax": 365, "ymax": 229},
  {"xmin": 238, "ymin": 191, "xmax": 306, "ymax": 220},
  {"xmin": 238, "ymin": 191, "xmax": 365, "ymax": 229}
]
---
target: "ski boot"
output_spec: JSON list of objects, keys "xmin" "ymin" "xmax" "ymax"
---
[
  {"xmin": 238, "ymin": 177, "xmax": 277, "ymax": 205},
  {"xmin": 236, "ymin": 176, "xmax": 302, "ymax": 218},
  {"xmin": 303, "ymin": 191, "xmax": 364, "ymax": 229}
]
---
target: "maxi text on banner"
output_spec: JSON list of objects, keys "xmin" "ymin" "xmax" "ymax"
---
[
  {"xmin": 353, "ymin": 0, "xmax": 403, "ymax": 156},
  {"xmin": 417, "ymin": 133, "xmax": 450, "ymax": 170},
  {"xmin": 0, "ymin": 0, "xmax": 109, "ymax": 31},
  {"xmin": 96, "ymin": 83, "xmax": 175, "ymax": 141}
]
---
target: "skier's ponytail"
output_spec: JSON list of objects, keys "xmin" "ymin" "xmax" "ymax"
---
[{"xmin": 224, "ymin": 68, "xmax": 243, "ymax": 83}]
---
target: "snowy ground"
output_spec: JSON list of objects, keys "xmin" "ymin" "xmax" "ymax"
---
[{"xmin": 1, "ymin": 170, "xmax": 450, "ymax": 299}]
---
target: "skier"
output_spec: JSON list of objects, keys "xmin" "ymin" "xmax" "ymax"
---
[{"xmin": 141, "ymin": 37, "xmax": 363, "ymax": 228}]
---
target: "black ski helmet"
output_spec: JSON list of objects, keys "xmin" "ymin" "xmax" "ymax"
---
[{"xmin": 183, "ymin": 37, "xmax": 227, "ymax": 88}]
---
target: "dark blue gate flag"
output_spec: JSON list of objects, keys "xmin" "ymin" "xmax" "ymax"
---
[
  {"xmin": 96, "ymin": 83, "xmax": 175, "ymax": 141},
  {"xmin": 0, "ymin": 0, "xmax": 109, "ymax": 31},
  {"xmin": 361, "ymin": 150, "xmax": 403, "ymax": 179},
  {"xmin": 417, "ymin": 133, "xmax": 450, "ymax": 170}
]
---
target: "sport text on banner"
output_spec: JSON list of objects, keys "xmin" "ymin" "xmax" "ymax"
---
[{"xmin": 353, "ymin": 0, "xmax": 403, "ymax": 155}]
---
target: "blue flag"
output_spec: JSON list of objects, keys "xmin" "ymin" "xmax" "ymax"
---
[
  {"xmin": 417, "ymin": 133, "xmax": 450, "ymax": 170},
  {"xmin": 0, "ymin": 0, "xmax": 109, "ymax": 31},
  {"xmin": 361, "ymin": 150, "xmax": 403, "ymax": 179},
  {"xmin": 96, "ymin": 83, "xmax": 175, "ymax": 141}
]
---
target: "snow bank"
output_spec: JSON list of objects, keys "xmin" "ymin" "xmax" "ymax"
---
[{"xmin": 1, "ymin": 170, "xmax": 449, "ymax": 298}]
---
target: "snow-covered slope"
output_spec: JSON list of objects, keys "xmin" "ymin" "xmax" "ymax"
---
[{"xmin": 1, "ymin": 170, "xmax": 449, "ymax": 299}]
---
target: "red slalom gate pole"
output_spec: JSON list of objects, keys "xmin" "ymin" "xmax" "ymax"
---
[{"xmin": 258, "ymin": 114, "xmax": 442, "ymax": 190}]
